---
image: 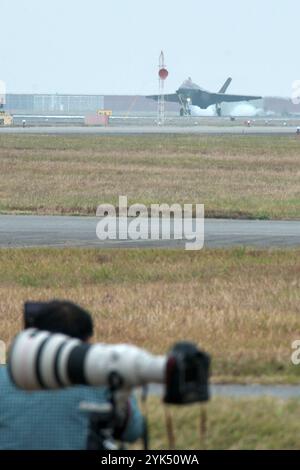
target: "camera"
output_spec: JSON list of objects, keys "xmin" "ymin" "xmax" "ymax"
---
[
  {"xmin": 21, "ymin": 304, "xmax": 210, "ymax": 405},
  {"xmin": 9, "ymin": 329, "xmax": 210, "ymax": 405}
]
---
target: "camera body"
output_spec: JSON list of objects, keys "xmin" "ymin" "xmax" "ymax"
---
[{"xmin": 165, "ymin": 342, "xmax": 210, "ymax": 404}]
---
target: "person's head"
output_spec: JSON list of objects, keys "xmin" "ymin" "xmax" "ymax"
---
[{"xmin": 29, "ymin": 300, "xmax": 94, "ymax": 342}]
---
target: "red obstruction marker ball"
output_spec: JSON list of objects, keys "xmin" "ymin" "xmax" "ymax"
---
[{"xmin": 159, "ymin": 68, "xmax": 169, "ymax": 80}]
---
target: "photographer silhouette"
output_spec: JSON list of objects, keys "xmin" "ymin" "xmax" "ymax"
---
[{"xmin": 0, "ymin": 300, "xmax": 144, "ymax": 450}]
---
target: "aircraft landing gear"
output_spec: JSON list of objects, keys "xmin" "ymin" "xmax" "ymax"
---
[
  {"xmin": 179, "ymin": 105, "xmax": 191, "ymax": 117},
  {"xmin": 179, "ymin": 95, "xmax": 192, "ymax": 117},
  {"xmin": 216, "ymin": 104, "xmax": 222, "ymax": 117}
]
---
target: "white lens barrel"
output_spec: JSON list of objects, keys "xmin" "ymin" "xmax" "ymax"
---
[
  {"xmin": 9, "ymin": 330, "xmax": 167, "ymax": 391},
  {"xmin": 56, "ymin": 338, "xmax": 81, "ymax": 387},
  {"xmin": 84, "ymin": 344, "xmax": 166, "ymax": 388},
  {"xmin": 38, "ymin": 334, "xmax": 79, "ymax": 389},
  {"xmin": 9, "ymin": 329, "xmax": 50, "ymax": 390}
]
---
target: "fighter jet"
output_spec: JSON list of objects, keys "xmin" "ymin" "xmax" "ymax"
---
[{"xmin": 147, "ymin": 77, "xmax": 262, "ymax": 116}]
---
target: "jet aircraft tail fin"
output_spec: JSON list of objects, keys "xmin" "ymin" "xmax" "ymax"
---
[{"xmin": 219, "ymin": 77, "xmax": 232, "ymax": 94}]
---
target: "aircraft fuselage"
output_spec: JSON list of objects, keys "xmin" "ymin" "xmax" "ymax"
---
[{"xmin": 177, "ymin": 88, "xmax": 212, "ymax": 109}]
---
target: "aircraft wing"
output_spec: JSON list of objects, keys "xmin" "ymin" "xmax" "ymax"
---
[
  {"xmin": 146, "ymin": 94, "xmax": 179, "ymax": 103},
  {"xmin": 212, "ymin": 93, "xmax": 262, "ymax": 104}
]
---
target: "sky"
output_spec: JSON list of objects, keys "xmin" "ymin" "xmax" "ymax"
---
[{"xmin": 0, "ymin": 0, "xmax": 298, "ymax": 97}]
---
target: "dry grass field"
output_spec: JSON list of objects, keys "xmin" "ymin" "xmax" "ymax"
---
[
  {"xmin": 0, "ymin": 134, "xmax": 300, "ymax": 219},
  {"xmin": 1, "ymin": 131, "xmax": 299, "ymax": 450},
  {"xmin": 1, "ymin": 247, "xmax": 299, "ymax": 383}
]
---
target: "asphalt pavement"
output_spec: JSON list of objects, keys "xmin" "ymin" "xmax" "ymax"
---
[{"xmin": 0, "ymin": 215, "xmax": 299, "ymax": 249}]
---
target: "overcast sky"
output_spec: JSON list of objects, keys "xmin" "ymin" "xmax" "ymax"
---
[{"xmin": 0, "ymin": 0, "xmax": 298, "ymax": 97}]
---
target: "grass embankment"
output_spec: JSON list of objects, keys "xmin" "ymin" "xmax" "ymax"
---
[
  {"xmin": 1, "ymin": 248, "xmax": 299, "ymax": 383},
  {"xmin": 0, "ymin": 134, "xmax": 300, "ymax": 219}
]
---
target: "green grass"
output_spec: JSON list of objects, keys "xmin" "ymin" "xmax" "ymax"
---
[
  {"xmin": 142, "ymin": 397, "xmax": 300, "ymax": 450},
  {"xmin": 0, "ymin": 134, "xmax": 300, "ymax": 218},
  {"xmin": 0, "ymin": 246, "xmax": 299, "ymax": 287},
  {"xmin": 1, "ymin": 247, "xmax": 300, "ymax": 383}
]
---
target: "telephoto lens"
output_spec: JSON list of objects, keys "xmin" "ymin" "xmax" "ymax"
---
[
  {"xmin": 9, "ymin": 329, "xmax": 211, "ymax": 405},
  {"xmin": 8, "ymin": 329, "xmax": 166, "ymax": 391}
]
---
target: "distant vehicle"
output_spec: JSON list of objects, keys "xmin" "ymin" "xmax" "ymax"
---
[{"xmin": 147, "ymin": 77, "xmax": 262, "ymax": 117}]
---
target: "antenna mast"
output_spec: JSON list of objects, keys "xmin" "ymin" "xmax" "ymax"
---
[{"xmin": 158, "ymin": 51, "xmax": 169, "ymax": 125}]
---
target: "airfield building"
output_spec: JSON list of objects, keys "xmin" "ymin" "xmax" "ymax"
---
[
  {"xmin": 4, "ymin": 94, "xmax": 300, "ymax": 118},
  {"xmin": 5, "ymin": 94, "xmax": 178, "ymax": 116}
]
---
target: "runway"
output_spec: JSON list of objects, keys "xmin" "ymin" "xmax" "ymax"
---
[
  {"xmin": 0, "ymin": 215, "xmax": 299, "ymax": 249},
  {"xmin": 0, "ymin": 125, "xmax": 299, "ymax": 136}
]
